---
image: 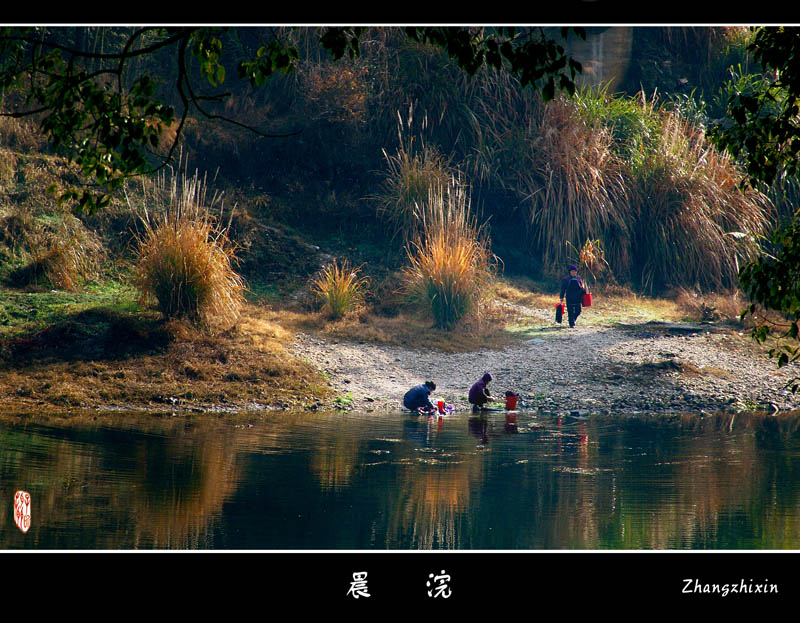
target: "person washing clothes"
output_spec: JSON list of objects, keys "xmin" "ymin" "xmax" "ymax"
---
[
  {"xmin": 403, "ymin": 381, "xmax": 436, "ymax": 412},
  {"xmin": 559, "ymin": 264, "xmax": 587, "ymax": 328},
  {"xmin": 468, "ymin": 372, "xmax": 493, "ymax": 411}
]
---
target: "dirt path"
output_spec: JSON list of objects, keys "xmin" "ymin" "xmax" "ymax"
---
[{"xmin": 290, "ymin": 318, "xmax": 800, "ymax": 416}]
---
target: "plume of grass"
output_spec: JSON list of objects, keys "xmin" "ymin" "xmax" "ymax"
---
[
  {"xmin": 401, "ymin": 179, "xmax": 495, "ymax": 329},
  {"xmin": 374, "ymin": 104, "xmax": 453, "ymax": 244},
  {"xmin": 629, "ymin": 111, "xmax": 773, "ymax": 292},
  {"xmin": 469, "ymin": 74, "xmax": 631, "ymax": 278},
  {"xmin": 311, "ymin": 259, "xmax": 369, "ymax": 320},
  {"xmin": 132, "ymin": 162, "xmax": 244, "ymax": 332},
  {"xmin": 566, "ymin": 237, "xmax": 612, "ymax": 286}
]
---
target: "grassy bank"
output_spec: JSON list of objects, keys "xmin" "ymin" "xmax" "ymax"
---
[
  {"xmin": 0, "ymin": 262, "xmax": 749, "ymax": 416},
  {"xmin": 0, "ymin": 27, "xmax": 776, "ymax": 416}
]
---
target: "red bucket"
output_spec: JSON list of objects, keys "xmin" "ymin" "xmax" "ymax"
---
[
  {"xmin": 582, "ymin": 292, "xmax": 592, "ymax": 307},
  {"xmin": 505, "ymin": 393, "xmax": 518, "ymax": 410}
]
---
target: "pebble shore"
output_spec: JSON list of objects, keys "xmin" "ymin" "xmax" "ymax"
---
[{"xmin": 291, "ymin": 321, "xmax": 800, "ymax": 416}]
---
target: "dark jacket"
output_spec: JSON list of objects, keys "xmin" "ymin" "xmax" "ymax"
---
[
  {"xmin": 560, "ymin": 274, "xmax": 586, "ymax": 304},
  {"xmin": 468, "ymin": 374, "xmax": 492, "ymax": 406},
  {"xmin": 403, "ymin": 384, "xmax": 434, "ymax": 411}
]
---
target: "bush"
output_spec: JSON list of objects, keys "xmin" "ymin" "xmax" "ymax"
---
[
  {"xmin": 132, "ymin": 165, "xmax": 244, "ymax": 331},
  {"xmin": 311, "ymin": 259, "xmax": 369, "ymax": 320},
  {"xmin": 401, "ymin": 180, "xmax": 495, "ymax": 329},
  {"xmin": 629, "ymin": 111, "xmax": 773, "ymax": 292},
  {"xmin": 470, "ymin": 76, "xmax": 631, "ymax": 278},
  {"xmin": 3, "ymin": 211, "xmax": 105, "ymax": 290}
]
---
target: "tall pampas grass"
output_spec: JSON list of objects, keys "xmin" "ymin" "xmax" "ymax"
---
[
  {"xmin": 525, "ymin": 97, "xmax": 631, "ymax": 275},
  {"xmin": 401, "ymin": 178, "xmax": 495, "ymax": 329},
  {"xmin": 374, "ymin": 105, "xmax": 454, "ymax": 244},
  {"xmin": 311, "ymin": 259, "xmax": 369, "ymax": 320},
  {"xmin": 469, "ymin": 73, "xmax": 631, "ymax": 277},
  {"xmin": 131, "ymin": 162, "xmax": 244, "ymax": 332},
  {"xmin": 630, "ymin": 111, "xmax": 773, "ymax": 292},
  {"xmin": 4, "ymin": 209, "xmax": 106, "ymax": 290}
]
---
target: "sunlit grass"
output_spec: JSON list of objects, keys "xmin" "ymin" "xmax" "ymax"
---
[
  {"xmin": 132, "ymin": 163, "xmax": 245, "ymax": 332},
  {"xmin": 401, "ymin": 180, "xmax": 495, "ymax": 329},
  {"xmin": 311, "ymin": 259, "xmax": 369, "ymax": 320}
]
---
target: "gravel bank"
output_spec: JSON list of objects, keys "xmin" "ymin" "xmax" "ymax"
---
[{"xmin": 290, "ymin": 320, "xmax": 800, "ymax": 415}]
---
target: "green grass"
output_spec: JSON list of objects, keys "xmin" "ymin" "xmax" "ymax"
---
[
  {"xmin": 0, "ymin": 278, "xmax": 138, "ymax": 337},
  {"xmin": 334, "ymin": 392, "xmax": 354, "ymax": 406}
]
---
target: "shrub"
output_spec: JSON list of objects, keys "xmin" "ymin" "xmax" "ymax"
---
[
  {"xmin": 311, "ymin": 259, "xmax": 369, "ymax": 320},
  {"xmin": 132, "ymin": 164, "xmax": 244, "ymax": 331},
  {"xmin": 4, "ymin": 211, "xmax": 105, "ymax": 290},
  {"xmin": 629, "ymin": 111, "xmax": 773, "ymax": 292},
  {"xmin": 401, "ymin": 180, "xmax": 495, "ymax": 329},
  {"xmin": 374, "ymin": 104, "xmax": 454, "ymax": 244},
  {"xmin": 470, "ymin": 76, "xmax": 631, "ymax": 278}
]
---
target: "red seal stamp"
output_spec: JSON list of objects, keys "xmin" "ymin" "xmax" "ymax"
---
[{"xmin": 14, "ymin": 491, "xmax": 31, "ymax": 534}]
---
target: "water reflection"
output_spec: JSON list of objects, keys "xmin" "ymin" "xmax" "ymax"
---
[
  {"xmin": 385, "ymin": 415, "xmax": 486, "ymax": 549},
  {"xmin": 1, "ymin": 409, "xmax": 799, "ymax": 550},
  {"xmin": 0, "ymin": 415, "xmax": 249, "ymax": 549}
]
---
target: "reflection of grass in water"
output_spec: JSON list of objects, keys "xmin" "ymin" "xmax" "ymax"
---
[
  {"xmin": 587, "ymin": 412, "xmax": 800, "ymax": 549},
  {"xmin": 309, "ymin": 435, "xmax": 361, "ymax": 490},
  {"xmin": 0, "ymin": 416, "xmax": 247, "ymax": 549},
  {"xmin": 384, "ymin": 441, "xmax": 486, "ymax": 549}
]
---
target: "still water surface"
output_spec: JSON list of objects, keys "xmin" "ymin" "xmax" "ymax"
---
[{"xmin": 2, "ymin": 409, "xmax": 800, "ymax": 550}]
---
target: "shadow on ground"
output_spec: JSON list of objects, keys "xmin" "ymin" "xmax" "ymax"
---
[{"xmin": 2, "ymin": 307, "xmax": 171, "ymax": 364}]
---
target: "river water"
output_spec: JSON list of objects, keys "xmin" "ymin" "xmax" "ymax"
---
[{"xmin": 2, "ymin": 408, "xmax": 800, "ymax": 550}]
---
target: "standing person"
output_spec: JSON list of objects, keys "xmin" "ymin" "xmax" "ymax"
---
[
  {"xmin": 559, "ymin": 264, "xmax": 586, "ymax": 328},
  {"xmin": 468, "ymin": 372, "xmax": 493, "ymax": 411},
  {"xmin": 403, "ymin": 381, "xmax": 436, "ymax": 412}
]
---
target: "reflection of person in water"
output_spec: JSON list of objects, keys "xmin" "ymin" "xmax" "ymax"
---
[
  {"xmin": 468, "ymin": 416, "xmax": 488, "ymax": 445},
  {"xmin": 504, "ymin": 413, "xmax": 518, "ymax": 434},
  {"xmin": 403, "ymin": 418, "xmax": 428, "ymax": 447}
]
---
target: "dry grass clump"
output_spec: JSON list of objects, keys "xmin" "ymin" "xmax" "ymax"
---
[
  {"xmin": 470, "ymin": 76, "xmax": 630, "ymax": 277},
  {"xmin": 311, "ymin": 259, "xmax": 369, "ymax": 320},
  {"xmin": 3, "ymin": 210, "xmax": 106, "ymax": 290},
  {"xmin": 132, "ymin": 164, "xmax": 245, "ymax": 332},
  {"xmin": 374, "ymin": 106, "xmax": 454, "ymax": 243},
  {"xmin": 630, "ymin": 112, "xmax": 773, "ymax": 292},
  {"xmin": 29, "ymin": 217, "xmax": 105, "ymax": 290},
  {"xmin": 401, "ymin": 180, "xmax": 496, "ymax": 329}
]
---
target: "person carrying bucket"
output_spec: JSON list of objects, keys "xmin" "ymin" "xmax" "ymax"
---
[
  {"xmin": 559, "ymin": 264, "xmax": 587, "ymax": 328},
  {"xmin": 403, "ymin": 381, "xmax": 436, "ymax": 413},
  {"xmin": 468, "ymin": 372, "xmax": 493, "ymax": 411}
]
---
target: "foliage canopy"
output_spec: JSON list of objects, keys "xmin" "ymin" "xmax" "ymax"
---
[
  {"xmin": 0, "ymin": 25, "xmax": 584, "ymax": 214},
  {"xmin": 710, "ymin": 26, "xmax": 800, "ymax": 386}
]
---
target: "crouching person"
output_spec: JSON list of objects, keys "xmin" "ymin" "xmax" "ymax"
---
[
  {"xmin": 403, "ymin": 381, "xmax": 436, "ymax": 413},
  {"xmin": 468, "ymin": 372, "xmax": 493, "ymax": 411}
]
